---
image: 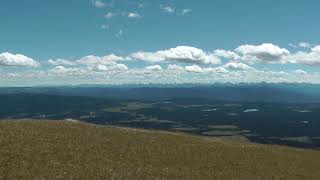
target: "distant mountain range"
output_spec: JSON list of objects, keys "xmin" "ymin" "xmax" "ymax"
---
[{"xmin": 1, "ymin": 83, "xmax": 320, "ymax": 103}]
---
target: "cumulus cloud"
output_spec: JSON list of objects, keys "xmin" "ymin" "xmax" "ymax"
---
[
  {"xmin": 115, "ymin": 30, "xmax": 123, "ymax": 38},
  {"xmin": 48, "ymin": 59, "xmax": 76, "ymax": 66},
  {"xmin": 101, "ymin": 24, "xmax": 110, "ymax": 30},
  {"xmin": 6, "ymin": 43, "xmax": 320, "ymax": 85},
  {"xmin": 89, "ymin": 63, "xmax": 128, "ymax": 72},
  {"xmin": 160, "ymin": 5, "xmax": 175, "ymax": 13},
  {"xmin": 128, "ymin": 12, "xmax": 141, "ymax": 18},
  {"xmin": 313, "ymin": 46, "xmax": 320, "ymax": 53},
  {"xmin": 285, "ymin": 45, "xmax": 320, "ymax": 65},
  {"xmin": 105, "ymin": 12, "xmax": 116, "ymax": 19},
  {"xmin": 293, "ymin": 69, "xmax": 307, "ymax": 75},
  {"xmin": 49, "ymin": 62, "xmax": 128, "ymax": 76},
  {"xmin": 167, "ymin": 64, "xmax": 184, "ymax": 71},
  {"xmin": 167, "ymin": 64, "xmax": 230, "ymax": 74},
  {"xmin": 49, "ymin": 66, "xmax": 85, "ymax": 75},
  {"xmin": 45, "ymin": 54, "xmax": 130, "ymax": 73},
  {"xmin": 204, "ymin": 67, "xmax": 229, "ymax": 74},
  {"xmin": 48, "ymin": 54, "xmax": 128, "ymax": 69},
  {"xmin": 114, "ymin": 64, "xmax": 129, "ymax": 71},
  {"xmin": 92, "ymin": 0, "xmax": 106, "ymax": 8},
  {"xmin": 181, "ymin": 9, "xmax": 192, "ymax": 15},
  {"xmin": 298, "ymin": 42, "xmax": 311, "ymax": 48},
  {"xmin": 5, "ymin": 62, "xmax": 320, "ymax": 86},
  {"xmin": 0, "ymin": 52, "xmax": 39, "ymax": 67},
  {"xmin": 213, "ymin": 49, "xmax": 240, "ymax": 60},
  {"xmin": 290, "ymin": 42, "xmax": 311, "ymax": 49},
  {"xmin": 236, "ymin": 43, "xmax": 290, "ymax": 64},
  {"xmin": 232, "ymin": 43, "xmax": 320, "ymax": 66},
  {"xmin": 131, "ymin": 52, "xmax": 164, "ymax": 63},
  {"xmin": 76, "ymin": 54, "xmax": 127, "ymax": 65},
  {"xmin": 145, "ymin": 65, "xmax": 163, "ymax": 71},
  {"xmin": 105, "ymin": 12, "xmax": 141, "ymax": 19},
  {"xmin": 223, "ymin": 61, "xmax": 254, "ymax": 71},
  {"xmin": 160, "ymin": 5, "xmax": 192, "ymax": 16},
  {"xmin": 289, "ymin": 43, "xmax": 298, "ymax": 48},
  {"xmin": 131, "ymin": 46, "xmax": 221, "ymax": 64},
  {"xmin": 185, "ymin": 65, "xmax": 203, "ymax": 73}
]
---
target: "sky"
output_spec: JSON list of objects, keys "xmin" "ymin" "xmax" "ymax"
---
[{"xmin": 1, "ymin": 0, "xmax": 320, "ymax": 86}]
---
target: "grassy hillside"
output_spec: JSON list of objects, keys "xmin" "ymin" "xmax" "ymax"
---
[{"xmin": 0, "ymin": 120, "xmax": 319, "ymax": 179}]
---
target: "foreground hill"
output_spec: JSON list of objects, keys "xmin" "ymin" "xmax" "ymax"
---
[{"xmin": 0, "ymin": 120, "xmax": 319, "ymax": 179}]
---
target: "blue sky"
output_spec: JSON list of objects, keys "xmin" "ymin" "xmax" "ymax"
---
[{"xmin": 1, "ymin": 0, "xmax": 320, "ymax": 86}]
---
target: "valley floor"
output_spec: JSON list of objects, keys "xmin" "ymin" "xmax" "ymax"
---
[{"xmin": 0, "ymin": 120, "xmax": 319, "ymax": 179}]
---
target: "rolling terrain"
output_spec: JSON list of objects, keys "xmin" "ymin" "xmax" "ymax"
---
[
  {"xmin": 1, "ymin": 93, "xmax": 320, "ymax": 149},
  {"xmin": 0, "ymin": 120, "xmax": 319, "ymax": 179}
]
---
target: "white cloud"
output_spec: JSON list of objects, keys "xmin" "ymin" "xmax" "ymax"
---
[
  {"xmin": 312, "ymin": 45, "xmax": 320, "ymax": 53},
  {"xmin": 101, "ymin": 24, "xmax": 110, "ymax": 30},
  {"xmin": 298, "ymin": 42, "xmax": 311, "ymax": 48},
  {"xmin": 204, "ymin": 67, "xmax": 229, "ymax": 74},
  {"xmin": 167, "ymin": 64, "xmax": 184, "ymax": 71},
  {"xmin": 131, "ymin": 46, "xmax": 221, "ymax": 64},
  {"xmin": 137, "ymin": 3, "xmax": 144, "ymax": 8},
  {"xmin": 115, "ymin": 30, "xmax": 123, "ymax": 38},
  {"xmin": 233, "ymin": 43, "xmax": 320, "ymax": 66},
  {"xmin": 223, "ymin": 61, "xmax": 254, "ymax": 71},
  {"xmin": 181, "ymin": 9, "xmax": 192, "ymax": 15},
  {"xmin": 0, "ymin": 52, "xmax": 39, "ymax": 67},
  {"xmin": 92, "ymin": 0, "xmax": 105, "ymax": 8},
  {"xmin": 76, "ymin": 54, "xmax": 126, "ymax": 66},
  {"xmin": 115, "ymin": 64, "xmax": 129, "ymax": 71},
  {"xmin": 128, "ymin": 12, "xmax": 141, "ymax": 18},
  {"xmin": 48, "ymin": 59, "xmax": 76, "ymax": 66},
  {"xmin": 89, "ymin": 63, "xmax": 128, "ymax": 72},
  {"xmin": 293, "ymin": 69, "xmax": 307, "ymax": 75},
  {"xmin": 145, "ymin": 65, "xmax": 163, "ymax": 71},
  {"xmin": 160, "ymin": 5, "xmax": 175, "ymax": 13},
  {"xmin": 105, "ymin": 12, "xmax": 142, "ymax": 19},
  {"xmin": 49, "ymin": 62, "xmax": 128, "ymax": 76},
  {"xmin": 161, "ymin": 5, "xmax": 192, "ymax": 16},
  {"xmin": 289, "ymin": 43, "xmax": 297, "ymax": 48},
  {"xmin": 185, "ymin": 65, "xmax": 203, "ymax": 73},
  {"xmin": 105, "ymin": 12, "xmax": 116, "ymax": 19},
  {"xmin": 283, "ymin": 45, "xmax": 320, "ymax": 65},
  {"xmin": 90, "ymin": 64, "xmax": 109, "ymax": 71},
  {"xmin": 289, "ymin": 42, "xmax": 311, "ymax": 49},
  {"xmin": 131, "ymin": 52, "xmax": 164, "ymax": 63},
  {"xmin": 213, "ymin": 49, "xmax": 240, "ymax": 60},
  {"xmin": 236, "ymin": 43, "xmax": 290, "ymax": 64},
  {"xmin": 48, "ymin": 54, "xmax": 128, "ymax": 69},
  {"xmin": 49, "ymin": 66, "xmax": 85, "ymax": 75},
  {"xmin": 5, "ymin": 63, "xmax": 320, "ymax": 85},
  {"xmin": 7, "ymin": 43, "xmax": 320, "ymax": 85}
]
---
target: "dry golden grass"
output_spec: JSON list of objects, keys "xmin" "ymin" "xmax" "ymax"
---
[{"xmin": 0, "ymin": 120, "xmax": 319, "ymax": 179}]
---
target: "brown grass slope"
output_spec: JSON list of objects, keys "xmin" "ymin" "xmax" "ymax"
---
[{"xmin": 0, "ymin": 120, "xmax": 319, "ymax": 180}]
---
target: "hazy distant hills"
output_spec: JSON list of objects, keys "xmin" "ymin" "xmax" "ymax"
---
[{"xmin": 1, "ymin": 83, "xmax": 320, "ymax": 102}]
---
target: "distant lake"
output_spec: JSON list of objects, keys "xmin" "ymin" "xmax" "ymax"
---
[{"xmin": 243, "ymin": 109, "xmax": 259, "ymax": 113}]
